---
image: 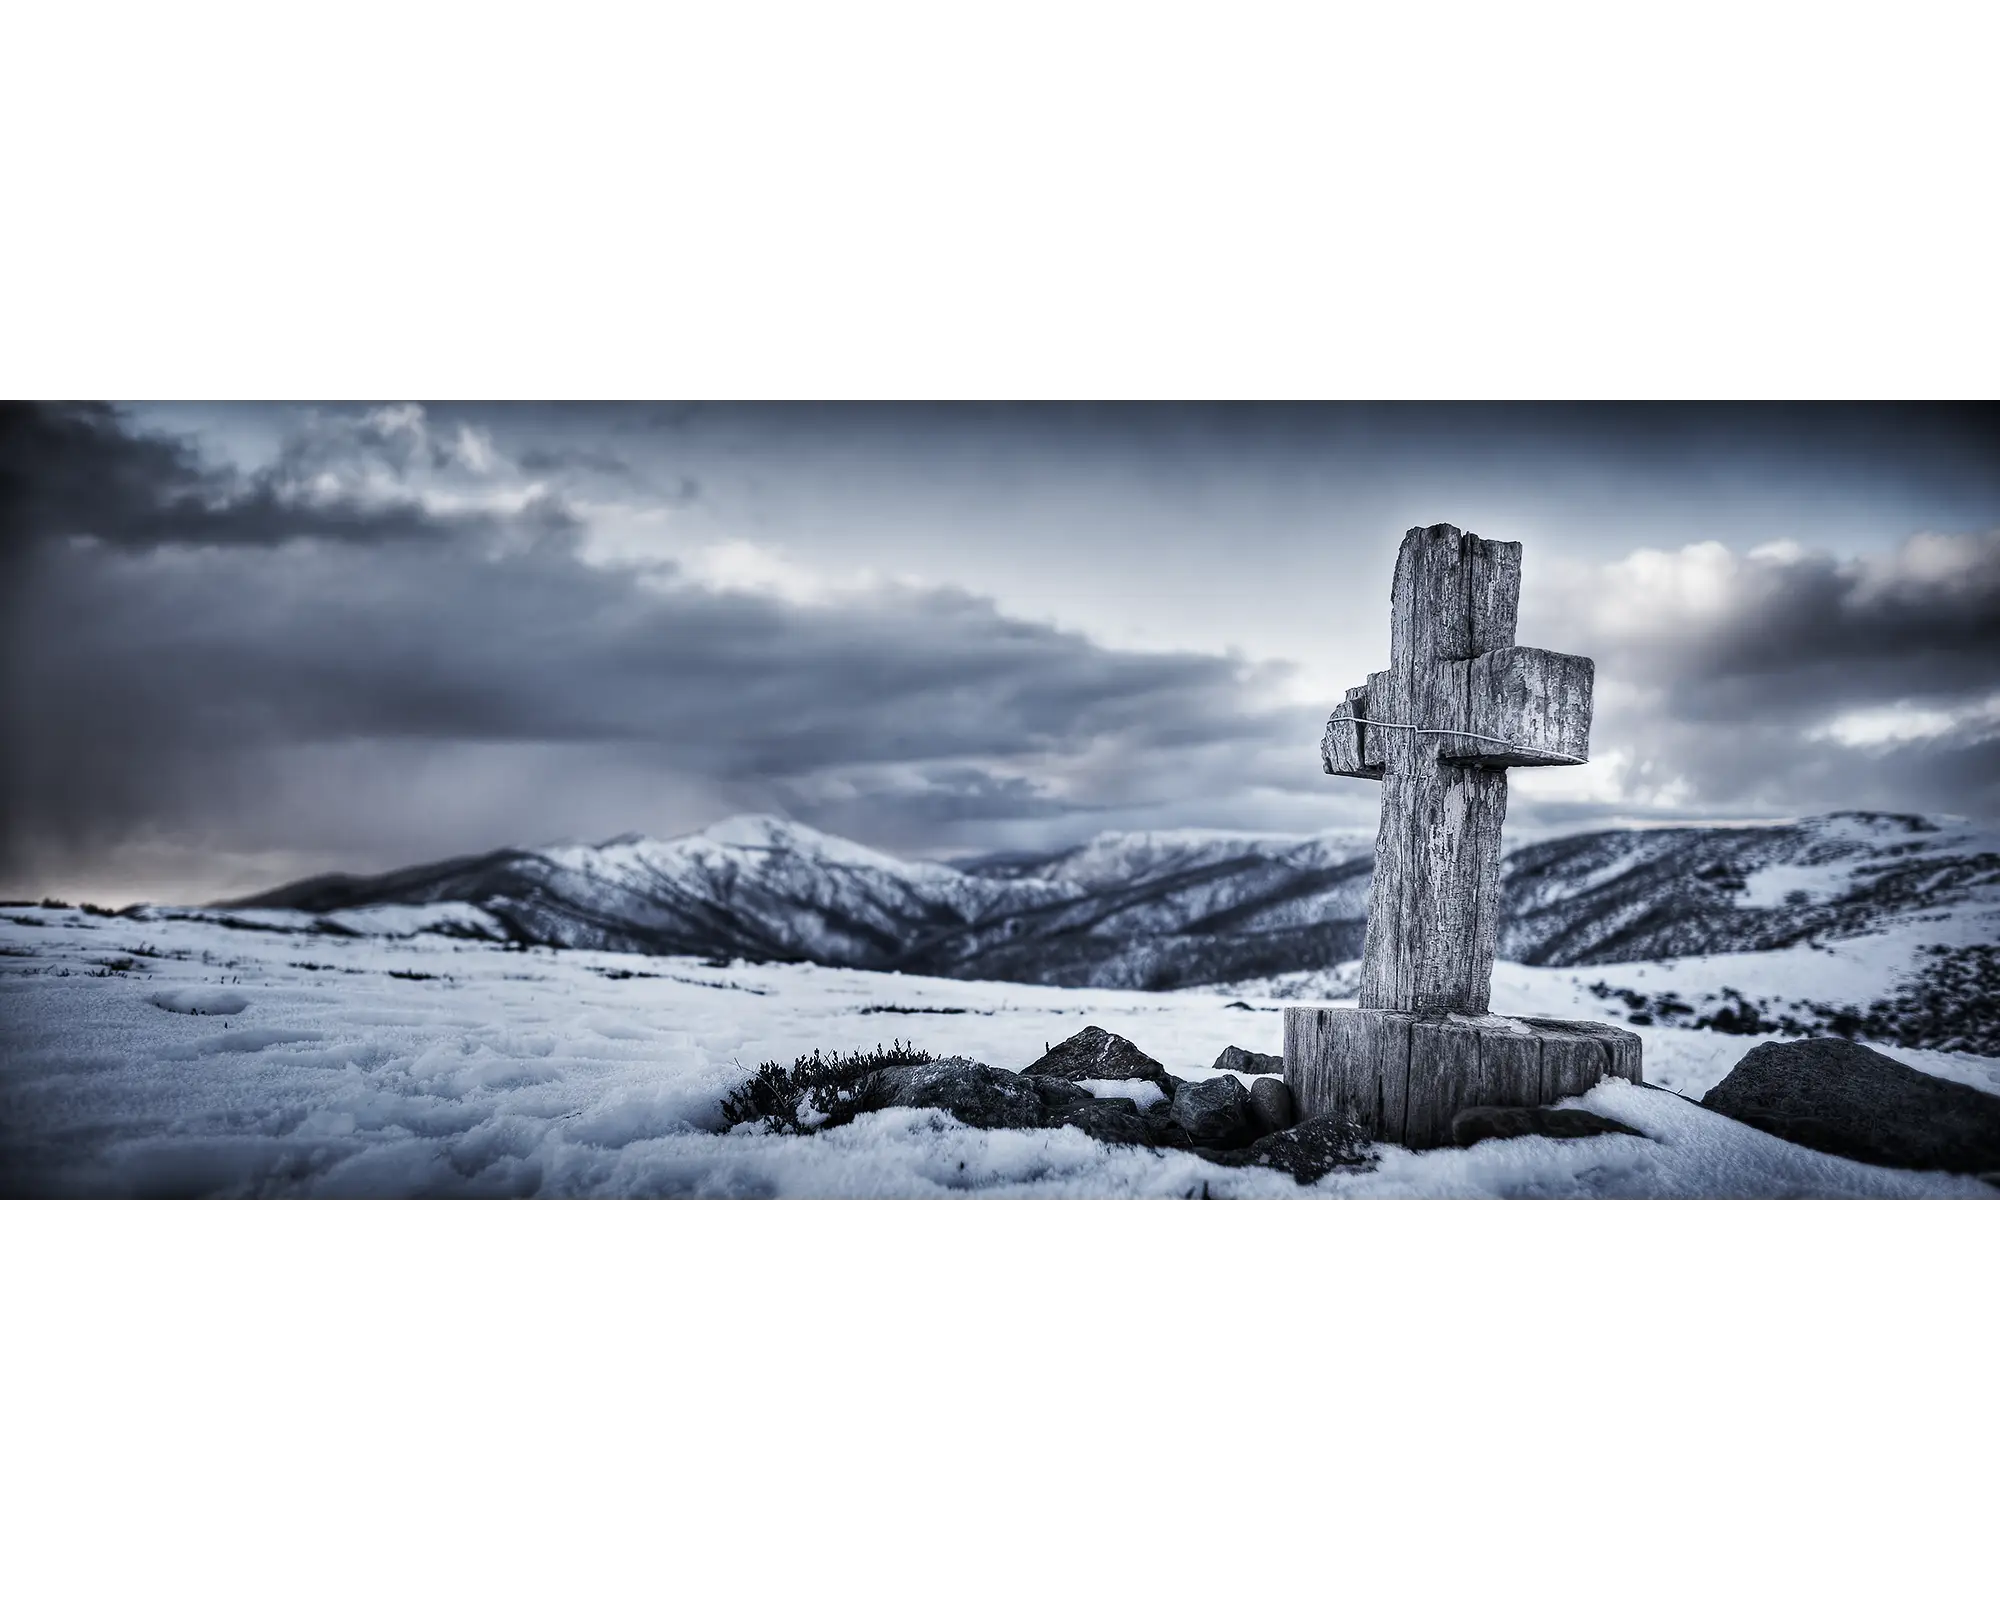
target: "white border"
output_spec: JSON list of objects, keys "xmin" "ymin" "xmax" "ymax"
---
[{"xmin": 4, "ymin": 4, "xmax": 1995, "ymax": 398}]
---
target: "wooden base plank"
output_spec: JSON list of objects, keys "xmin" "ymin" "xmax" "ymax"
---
[
  {"xmin": 1406, "ymin": 1017, "xmax": 1483, "ymax": 1149},
  {"xmin": 1283, "ymin": 1007, "xmax": 1643, "ymax": 1149}
]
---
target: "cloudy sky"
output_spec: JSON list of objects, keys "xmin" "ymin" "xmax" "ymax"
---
[{"xmin": 2, "ymin": 400, "xmax": 1996, "ymax": 903}]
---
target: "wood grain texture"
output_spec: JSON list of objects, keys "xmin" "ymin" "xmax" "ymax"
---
[
  {"xmin": 1531, "ymin": 1017, "xmax": 1645, "ymax": 1091},
  {"xmin": 1603, "ymin": 1026, "xmax": 1643, "ymax": 1085},
  {"xmin": 1321, "ymin": 683, "xmax": 1381, "ymax": 779},
  {"xmin": 1285, "ymin": 1007, "xmax": 1642, "ymax": 1148},
  {"xmin": 1284, "ymin": 1007, "xmax": 1412, "ymax": 1139},
  {"xmin": 1440, "ymin": 646, "xmax": 1595, "ymax": 768},
  {"xmin": 1477, "ymin": 1025, "xmax": 1544, "ymax": 1107},
  {"xmin": 1537, "ymin": 1023, "xmax": 1611, "ymax": 1102},
  {"xmin": 1466, "ymin": 538, "xmax": 1523, "ymax": 657},
  {"xmin": 1405, "ymin": 1017, "xmax": 1483, "ymax": 1148},
  {"xmin": 1358, "ymin": 525, "xmax": 1519, "ymax": 1015}
]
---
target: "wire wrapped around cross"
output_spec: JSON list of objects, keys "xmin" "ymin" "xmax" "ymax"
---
[{"xmin": 1324, "ymin": 711, "xmax": 1587, "ymax": 766}]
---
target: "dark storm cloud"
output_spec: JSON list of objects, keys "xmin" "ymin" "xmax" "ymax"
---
[
  {"xmin": 1617, "ymin": 722, "xmax": 2000, "ymax": 828},
  {"xmin": 0, "ymin": 402, "xmax": 579, "ymax": 556},
  {"xmin": 462, "ymin": 400, "xmax": 2000, "ymax": 520},
  {"xmin": 0, "ymin": 403, "xmax": 1310, "ymax": 892},
  {"xmin": 1664, "ymin": 537, "xmax": 1997, "ymax": 715},
  {"xmin": 1520, "ymin": 532, "xmax": 2000, "ymax": 821},
  {"xmin": 514, "ymin": 441, "xmax": 699, "ymax": 505},
  {"xmin": 515, "ymin": 444, "xmax": 631, "ymax": 475},
  {"xmin": 2, "ymin": 538, "xmax": 1301, "ymax": 880},
  {"xmin": 12, "ymin": 540, "xmax": 1280, "ymax": 761},
  {"xmin": 1549, "ymin": 532, "xmax": 2000, "ymax": 718}
]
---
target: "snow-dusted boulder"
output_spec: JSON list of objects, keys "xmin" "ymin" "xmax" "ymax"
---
[
  {"xmin": 874, "ymin": 1058, "xmax": 1046, "ymax": 1131},
  {"xmin": 1450, "ymin": 1105, "xmax": 1645, "ymax": 1147},
  {"xmin": 1212, "ymin": 1114, "xmax": 1373, "ymax": 1184},
  {"xmin": 1213, "ymin": 1045, "xmax": 1283, "ymax": 1076},
  {"xmin": 1701, "ymin": 1038, "xmax": 2000, "ymax": 1177},
  {"xmin": 1023, "ymin": 1027, "xmax": 1177, "ymax": 1095},
  {"xmin": 1024, "ymin": 1075, "xmax": 1094, "ymax": 1113},
  {"xmin": 1057, "ymin": 1098, "xmax": 1155, "ymax": 1146},
  {"xmin": 1171, "ymin": 1075, "xmax": 1254, "ymax": 1149},
  {"xmin": 1248, "ymin": 1077, "xmax": 1296, "ymax": 1136}
]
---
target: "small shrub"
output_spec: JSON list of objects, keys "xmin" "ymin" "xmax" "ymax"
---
[
  {"xmin": 1695, "ymin": 988, "xmax": 1770, "ymax": 1035},
  {"xmin": 387, "ymin": 969, "xmax": 441, "ymax": 981},
  {"xmin": 40, "ymin": 897, "xmax": 72, "ymax": 910},
  {"xmin": 720, "ymin": 1040, "xmax": 936, "ymax": 1134}
]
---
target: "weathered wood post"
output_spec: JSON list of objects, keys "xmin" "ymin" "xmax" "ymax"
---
[{"xmin": 1285, "ymin": 524, "xmax": 1641, "ymax": 1147}]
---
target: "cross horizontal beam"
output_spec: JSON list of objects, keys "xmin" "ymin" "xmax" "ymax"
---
[{"xmin": 1324, "ymin": 645, "xmax": 1593, "ymax": 777}]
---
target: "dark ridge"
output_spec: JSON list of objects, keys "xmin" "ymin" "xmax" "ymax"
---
[{"xmin": 219, "ymin": 848, "xmax": 540, "ymax": 912}]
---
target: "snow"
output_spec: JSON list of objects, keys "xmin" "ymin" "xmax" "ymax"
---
[
  {"xmin": 319, "ymin": 901, "xmax": 509, "ymax": 939},
  {"xmin": 2, "ymin": 907, "xmax": 1994, "ymax": 1198},
  {"xmin": 1737, "ymin": 862, "xmax": 1849, "ymax": 909},
  {"xmin": 1212, "ymin": 918, "xmax": 2000, "ymax": 1086},
  {"xmin": 1077, "ymin": 1078, "xmax": 1168, "ymax": 1110},
  {"xmin": 1336, "ymin": 1079, "xmax": 1993, "ymax": 1199},
  {"xmin": 1042, "ymin": 826, "xmax": 1372, "ymax": 890},
  {"xmin": 149, "ymin": 987, "xmax": 251, "ymax": 1015},
  {"xmin": 549, "ymin": 813, "xmax": 972, "ymax": 889}
]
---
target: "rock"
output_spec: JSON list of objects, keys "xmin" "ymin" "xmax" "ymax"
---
[
  {"xmin": 1224, "ymin": 1114, "xmax": 1373, "ymax": 1184},
  {"xmin": 1450, "ymin": 1105, "xmax": 1646, "ymax": 1148},
  {"xmin": 1213, "ymin": 1045, "xmax": 1283, "ymax": 1076},
  {"xmin": 1141, "ymin": 1100, "xmax": 1195, "ymax": 1150},
  {"xmin": 1171, "ymin": 1075, "xmax": 1255, "ymax": 1149},
  {"xmin": 1700, "ymin": 1037, "xmax": 2000, "ymax": 1176},
  {"xmin": 1024, "ymin": 1026, "xmax": 1176, "ymax": 1094},
  {"xmin": 1024, "ymin": 1074, "xmax": 1095, "ymax": 1113},
  {"xmin": 873, "ymin": 1058, "xmax": 1047, "ymax": 1131},
  {"xmin": 1059, "ymin": 1098, "xmax": 1155, "ymax": 1147},
  {"xmin": 1248, "ymin": 1077, "xmax": 1296, "ymax": 1136}
]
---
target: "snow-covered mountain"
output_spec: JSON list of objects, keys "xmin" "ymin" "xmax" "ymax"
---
[
  {"xmin": 228, "ymin": 814, "xmax": 1079, "ymax": 970},
  {"xmin": 217, "ymin": 810, "xmax": 1999, "ymax": 997}
]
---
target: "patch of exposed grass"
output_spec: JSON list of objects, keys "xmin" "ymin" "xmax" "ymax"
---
[{"xmin": 719, "ymin": 1041, "xmax": 936, "ymax": 1134}]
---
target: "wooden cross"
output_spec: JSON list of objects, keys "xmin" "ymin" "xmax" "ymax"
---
[
  {"xmin": 1322, "ymin": 523, "xmax": 1594, "ymax": 1015},
  {"xmin": 1286, "ymin": 524, "xmax": 1637, "ymax": 1148}
]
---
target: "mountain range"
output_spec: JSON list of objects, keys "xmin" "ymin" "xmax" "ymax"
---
[{"xmin": 224, "ymin": 810, "xmax": 2000, "ymax": 992}]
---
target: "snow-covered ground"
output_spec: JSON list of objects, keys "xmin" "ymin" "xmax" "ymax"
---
[
  {"xmin": 1209, "ymin": 910, "xmax": 2000, "ymax": 1050},
  {"xmin": 2, "ymin": 906, "xmax": 1995, "ymax": 1198}
]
